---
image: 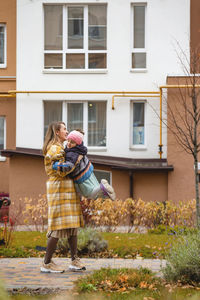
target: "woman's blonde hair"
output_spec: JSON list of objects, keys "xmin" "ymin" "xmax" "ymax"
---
[{"xmin": 43, "ymin": 121, "xmax": 65, "ymax": 155}]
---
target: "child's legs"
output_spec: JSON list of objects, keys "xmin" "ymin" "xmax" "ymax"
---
[{"xmin": 75, "ymin": 172, "xmax": 100, "ymax": 199}]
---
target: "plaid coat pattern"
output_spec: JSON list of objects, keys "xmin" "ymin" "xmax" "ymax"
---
[{"xmin": 45, "ymin": 143, "xmax": 84, "ymax": 231}]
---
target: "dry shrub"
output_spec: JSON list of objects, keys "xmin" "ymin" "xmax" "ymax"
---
[
  {"xmin": 22, "ymin": 194, "xmax": 48, "ymax": 231},
  {"xmin": 81, "ymin": 198, "xmax": 196, "ymax": 229}
]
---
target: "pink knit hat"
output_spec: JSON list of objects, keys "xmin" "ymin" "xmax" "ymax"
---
[{"xmin": 67, "ymin": 130, "xmax": 84, "ymax": 145}]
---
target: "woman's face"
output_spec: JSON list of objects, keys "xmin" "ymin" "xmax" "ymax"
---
[{"xmin": 56, "ymin": 124, "xmax": 68, "ymax": 143}]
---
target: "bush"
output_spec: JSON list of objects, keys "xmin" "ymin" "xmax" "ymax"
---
[
  {"xmin": 162, "ymin": 231, "xmax": 200, "ymax": 284},
  {"xmin": 57, "ymin": 227, "xmax": 108, "ymax": 255},
  {"xmin": 81, "ymin": 198, "xmax": 196, "ymax": 229}
]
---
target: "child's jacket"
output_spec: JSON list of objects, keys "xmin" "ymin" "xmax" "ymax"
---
[{"xmin": 53, "ymin": 142, "xmax": 94, "ymax": 184}]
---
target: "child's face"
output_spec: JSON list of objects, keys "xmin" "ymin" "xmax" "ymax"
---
[{"xmin": 67, "ymin": 139, "xmax": 77, "ymax": 148}]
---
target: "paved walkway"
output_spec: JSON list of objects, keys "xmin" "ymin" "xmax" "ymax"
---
[{"xmin": 0, "ymin": 258, "xmax": 166, "ymax": 292}]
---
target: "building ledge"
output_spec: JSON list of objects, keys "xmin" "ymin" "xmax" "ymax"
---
[{"xmin": 1, "ymin": 147, "xmax": 174, "ymax": 172}]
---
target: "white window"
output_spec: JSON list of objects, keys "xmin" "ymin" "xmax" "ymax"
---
[
  {"xmin": 132, "ymin": 4, "xmax": 146, "ymax": 70},
  {"xmin": 132, "ymin": 102, "xmax": 145, "ymax": 146},
  {"xmin": 43, "ymin": 101, "xmax": 107, "ymax": 147},
  {"xmin": 44, "ymin": 4, "xmax": 107, "ymax": 70},
  {"xmin": 44, "ymin": 101, "xmax": 62, "ymax": 137},
  {"xmin": 0, "ymin": 24, "xmax": 6, "ymax": 68},
  {"xmin": 0, "ymin": 117, "xmax": 6, "ymax": 157},
  {"xmin": 94, "ymin": 169, "xmax": 111, "ymax": 184}
]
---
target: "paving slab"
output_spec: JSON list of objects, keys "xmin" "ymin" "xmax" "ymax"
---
[{"xmin": 0, "ymin": 258, "xmax": 166, "ymax": 291}]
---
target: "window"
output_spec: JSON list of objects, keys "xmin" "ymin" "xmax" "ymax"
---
[
  {"xmin": 0, "ymin": 24, "xmax": 6, "ymax": 68},
  {"xmin": 132, "ymin": 102, "xmax": 145, "ymax": 146},
  {"xmin": 44, "ymin": 4, "xmax": 107, "ymax": 70},
  {"xmin": 43, "ymin": 101, "xmax": 62, "ymax": 137},
  {"xmin": 43, "ymin": 101, "xmax": 107, "ymax": 147},
  {"xmin": 132, "ymin": 5, "xmax": 146, "ymax": 69},
  {"xmin": 94, "ymin": 169, "xmax": 111, "ymax": 184},
  {"xmin": 0, "ymin": 117, "xmax": 6, "ymax": 155}
]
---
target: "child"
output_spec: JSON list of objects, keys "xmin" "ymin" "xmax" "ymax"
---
[{"xmin": 53, "ymin": 130, "xmax": 116, "ymax": 200}]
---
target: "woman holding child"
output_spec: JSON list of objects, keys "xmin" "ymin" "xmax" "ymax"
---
[{"xmin": 41, "ymin": 121, "xmax": 85, "ymax": 273}]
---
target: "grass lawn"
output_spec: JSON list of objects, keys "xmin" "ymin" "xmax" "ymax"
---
[
  {"xmin": 101, "ymin": 232, "xmax": 175, "ymax": 258},
  {"xmin": 0, "ymin": 230, "xmax": 177, "ymax": 258}
]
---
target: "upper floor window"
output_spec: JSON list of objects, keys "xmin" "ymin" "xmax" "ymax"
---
[
  {"xmin": 132, "ymin": 4, "xmax": 146, "ymax": 70},
  {"xmin": 0, "ymin": 24, "xmax": 6, "ymax": 68},
  {"xmin": 132, "ymin": 102, "xmax": 145, "ymax": 146},
  {"xmin": 43, "ymin": 101, "xmax": 107, "ymax": 147},
  {"xmin": 44, "ymin": 4, "xmax": 107, "ymax": 70},
  {"xmin": 0, "ymin": 117, "xmax": 6, "ymax": 155}
]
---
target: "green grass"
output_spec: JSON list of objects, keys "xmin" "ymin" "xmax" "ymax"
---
[
  {"xmin": 0, "ymin": 232, "xmax": 47, "ymax": 258},
  {"xmin": 101, "ymin": 232, "xmax": 175, "ymax": 258},
  {"xmin": 0, "ymin": 231, "xmax": 176, "ymax": 258},
  {"xmin": 12, "ymin": 231, "xmax": 47, "ymax": 248}
]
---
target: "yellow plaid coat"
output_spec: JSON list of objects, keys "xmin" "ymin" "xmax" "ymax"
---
[{"xmin": 44, "ymin": 143, "xmax": 84, "ymax": 231}]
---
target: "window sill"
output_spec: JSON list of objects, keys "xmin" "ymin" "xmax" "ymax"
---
[
  {"xmin": 0, "ymin": 64, "xmax": 7, "ymax": 69},
  {"xmin": 130, "ymin": 69, "xmax": 147, "ymax": 73},
  {"xmin": 88, "ymin": 147, "xmax": 107, "ymax": 152},
  {"xmin": 130, "ymin": 146, "xmax": 147, "ymax": 151},
  {"xmin": 43, "ymin": 69, "xmax": 108, "ymax": 74},
  {"xmin": 0, "ymin": 156, "xmax": 6, "ymax": 161}
]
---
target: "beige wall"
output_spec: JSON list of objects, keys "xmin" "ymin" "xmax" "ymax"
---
[
  {"xmin": 191, "ymin": 0, "xmax": 200, "ymax": 52},
  {"xmin": 0, "ymin": 0, "xmax": 16, "ymax": 78},
  {"xmin": 0, "ymin": 97, "xmax": 16, "ymax": 193},
  {"xmin": 134, "ymin": 173, "xmax": 168, "ymax": 202},
  {"xmin": 0, "ymin": 0, "xmax": 16, "ymax": 194},
  {"xmin": 167, "ymin": 76, "xmax": 199, "ymax": 202},
  {"xmin": 9, "ymin": 155, "xmax": 47, "ymax": 220},
  {"xmin": 94, "ymin": 163, "xmax": 168, "ymax": 202}
]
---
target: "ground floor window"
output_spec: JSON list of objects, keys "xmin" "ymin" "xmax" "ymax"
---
[
  {"xmin": 94, "ymin": 169, "xmax": 111, "ymax": 184},
  {"xmin": 0, "ymin": 117, "xmax": 6, "ymax": 155},
  {"xmin": 43, "ymin": 100, "xmax": 107, "ymax": 147}
]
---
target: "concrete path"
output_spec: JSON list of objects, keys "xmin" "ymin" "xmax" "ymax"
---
[{"xmin": 0, "ymin": 258, "xmax": 166, "ymax": 292}]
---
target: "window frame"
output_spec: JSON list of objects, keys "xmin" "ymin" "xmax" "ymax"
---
[
  {"xmin": 130, "ymin": 100, "xmax": 147, "ymax": 149},
  {"xmin": 0, "ymin": 24, "xmax": 7, "ymax": 69},
  {"xmin": 43, "ymin": 100, "xmax": 107, "ymax": 150},
  {"xmin": 131, "ymin": 3, "xmax": 147, "ymax": 72},
  {"xmin": 0, "ymin": 116, "xmax": 6, "ymax": 161},
  {"xmin": 43, "ymin": 4, "xmax": 107, "ymax": 72}
]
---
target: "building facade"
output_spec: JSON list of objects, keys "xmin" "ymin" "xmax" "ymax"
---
[
  {"xmin": 2, "ymin": 0, "xmax": 200, "ymax": 215},
  {"xmin": 0, "ymin": 0, "xmax": 16, "ymax": 194}
]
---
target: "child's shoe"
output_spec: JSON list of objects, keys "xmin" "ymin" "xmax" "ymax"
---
[{"xmin": 100, "ymin": 179, "xmax": 116, "ymax": 200}]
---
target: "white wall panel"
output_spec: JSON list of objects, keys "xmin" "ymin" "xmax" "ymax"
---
[{"xmin": 16, "ymin": 0, "xmax": 190, "ymax": 158}]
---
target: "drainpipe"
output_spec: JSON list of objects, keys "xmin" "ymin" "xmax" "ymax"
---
[{"xmin": 129, "ymin": 171, "xmax": 134, "ymax": 198}]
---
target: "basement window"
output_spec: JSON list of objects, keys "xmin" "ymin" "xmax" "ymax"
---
[{"xmin": 94, "ymin": 169, "xmax": 111, "ymax": 184}]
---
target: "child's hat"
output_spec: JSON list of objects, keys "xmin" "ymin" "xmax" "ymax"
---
[{"xmin": 67, "ymin": 130, "xmax": 83, "ymax": 145}]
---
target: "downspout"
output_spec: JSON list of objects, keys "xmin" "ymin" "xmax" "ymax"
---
[{"xmin": 129, "ymin": 171, "xmax": 134, "ymax": 198}]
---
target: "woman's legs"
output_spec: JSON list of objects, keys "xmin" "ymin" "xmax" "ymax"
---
[
  {"xmin": 68, "ymin": 235, "xmax": 77, "ymax": 261},
  {"xmin": 68, "ymin": 231, "xmax": 86, "ymax": 271},
  {"xmin": 41, "ymin": 235, "xmax": 64, "ymax": 273},
  {"xmin": 44, "ymin": 236, "xmax": 59, "ymax": 264}
]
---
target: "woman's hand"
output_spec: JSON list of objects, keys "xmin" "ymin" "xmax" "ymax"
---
[{"xmin": 76, "ymin": 155, "xmax": 83, "ymax": 164}]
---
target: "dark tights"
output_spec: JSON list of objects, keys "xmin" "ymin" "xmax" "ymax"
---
[
  {"xmin": 44, "ymin": 235, "xmax": 77, "ymax": 264},
  {"xmin": 68, "ymin": 235, "xmax": 77, "ymax": 261},
  {"xmin": 44, "ymin": 237, "xmax": 58, "ymax": 264}
]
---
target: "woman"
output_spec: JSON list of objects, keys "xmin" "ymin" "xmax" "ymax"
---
[{"xmin": 41, "ymin": 121, "xmax": 85, "ymax": 273}]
